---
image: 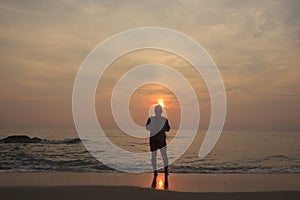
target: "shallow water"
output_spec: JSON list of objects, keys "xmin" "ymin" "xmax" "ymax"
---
[{"xmin": 0, "ymin": 129, "xmax": 299, "ymax": 173}]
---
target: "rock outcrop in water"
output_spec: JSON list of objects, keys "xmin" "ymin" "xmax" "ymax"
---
[
  {"xmin": 0, "ymin": 135, "xmax": 82, "ymax": 144},
  {"xmin": 1, "ymin": 135, "xmax": 42, "ymax": 143},
  {"xmin": 63, "ymin": 138, "xmax": 81, "ymax": 144}
]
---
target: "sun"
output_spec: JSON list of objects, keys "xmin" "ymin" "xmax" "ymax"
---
[{"xmin": 158, "ymin": 98, "xmax": 166, "ymax": 107}]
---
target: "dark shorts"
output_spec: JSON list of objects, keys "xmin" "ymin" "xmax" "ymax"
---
[{"xmin": 149, "ymin": 137, "xmax": 166, "ymax": 152}]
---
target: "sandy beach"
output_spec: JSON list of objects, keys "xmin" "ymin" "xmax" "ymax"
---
[{"xmin": 0, "ymin": 173, "xmax": 299, "ymax": 200}]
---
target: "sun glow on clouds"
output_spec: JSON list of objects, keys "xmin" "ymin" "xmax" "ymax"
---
[
  {"xmin": 158, "ymin": 98, "xmax": 166, "ymax": 107},
  {"xmin": 1, "ymin": 0, "xmax": 300, "ymax": 130}
]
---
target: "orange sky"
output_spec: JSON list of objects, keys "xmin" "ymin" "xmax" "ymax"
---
[{"xmin": 0, "ymin": 0, "xmax": 300, "ymax": 130}]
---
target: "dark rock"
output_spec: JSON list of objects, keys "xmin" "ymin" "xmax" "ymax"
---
[
  {"xmin": 2, "ymin": 135, "xmax": 42, "ymax": 143},
  {"xmin": 64, "ymin": 138, "xmax": 81, "ymax": 144}
]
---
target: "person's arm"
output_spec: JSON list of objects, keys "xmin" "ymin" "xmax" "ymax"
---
[
  {"xmin": 146, "ymin": 118, "xmax": 151, "ymax": 131},
  {"xmin": 165, "ymin": 119, "xmax": 170, "ymax": 132}
]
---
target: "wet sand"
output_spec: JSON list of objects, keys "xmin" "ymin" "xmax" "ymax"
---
[{"xmin": 0, "ymin": 173, "xmax": 299, "ymax": 200}]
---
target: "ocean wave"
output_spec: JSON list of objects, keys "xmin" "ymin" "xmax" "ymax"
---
[
  {"xmin": 248, "ymin": 154, "xmax": 297, "ymax": 164},
  {"xmin": 169, "ymin": 165, "xmax": 300, "ymax": 174},
  {"xmin": 0, "ymin": 135, "xmax": 82, "ymax": 144},
  {"xmin": 0, "ymin": 133, "xmax": 299, "ymax": 174},
  {"xmin": 265, "ymin": 155, "xmax": 290, "ymax": 160}
]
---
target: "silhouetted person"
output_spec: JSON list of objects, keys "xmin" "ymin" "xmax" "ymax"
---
[{"xmin": 146, "ymin": 105, "xmax": 170, "ymax": 189}]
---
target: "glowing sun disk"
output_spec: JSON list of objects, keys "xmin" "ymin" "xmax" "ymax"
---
[{"xmin": 158, "ymin": 99, "xmax": 166, "ymax": 107}]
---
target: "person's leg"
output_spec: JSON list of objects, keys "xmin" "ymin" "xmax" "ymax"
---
[
  {"xmin": 151, "ymin": 150, "xmax": 157, "ymax": 172},
  {"xmin": 151, "ymin": 150, "xmax": 158, "ymax": 188},
  {"xmin": 160, "ymin": 147, "xmax": 169, "ymax": 189},
  {"xmin": 160, "ymin": 147, "xmax": 168, "ymax": 167}
]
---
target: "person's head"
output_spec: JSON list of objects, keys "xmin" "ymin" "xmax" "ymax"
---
[{"xmin": 154, "ymin": 104, "xmax": 163, "ymax": 116}]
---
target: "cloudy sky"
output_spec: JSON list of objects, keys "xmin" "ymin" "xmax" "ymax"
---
[{"xmin": 0, "ymin": 0, "xmax": 299, "ymax": 130}]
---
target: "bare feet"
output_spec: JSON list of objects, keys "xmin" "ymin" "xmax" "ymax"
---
[
  {"xmin": 164, "ymin": 177, "xmax": 169, "ymax": 190},
  {"xmin": 151, "ymin": 177, "xmax": 157, "ymax": 188},
  {"xmin": 151, "ymin": 171, "xmax": 158, "ymax": 189}
]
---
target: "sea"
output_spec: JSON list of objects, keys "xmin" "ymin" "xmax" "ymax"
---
[{"xmin": 0, "ymin": 128, "xmax": 299, "ymax": 173}]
